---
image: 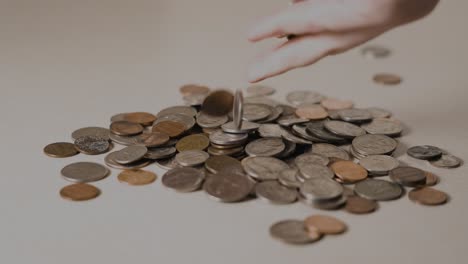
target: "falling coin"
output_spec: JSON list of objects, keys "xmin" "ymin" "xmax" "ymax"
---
[
  {"xmin": 201, "ymin": 90, "xmax": 234, "ymax": 116},
  {"xmin": 43, "ymin": 142, "xmax": 79, "ymax": 158},
  {"xmin": 179, "ymin": 84, "xmax": 210, "ymax": 96},
  {"xmin": 60, "ymin": 183, "xmax": 101, "ymax": 201},
  {"xmin": 373, "ymin": 73, "xmax": 402, "ymax": 85},
  {"xmin": 117, "ymin": 170, "xmax": 157, "ymax": 185}
]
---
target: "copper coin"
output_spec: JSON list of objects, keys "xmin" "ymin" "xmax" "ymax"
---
[
  {"xmin": 44, "ymin": 142, "xmax": 79, "ymax": 158},
  {"xmin": 176, "ymin": 134, "xmax": 210, "ymax": 152},
  {"xmin": 408, "ymin": 187, "xmax": 448, "ymax": 206},
  {"xmin": 295, "ymin": 105, "xmax": 328, "ymax": 120},
  {"xmin": 110, "ymin": 121, "xmax": 144, "ymax": 136},
  {"xmin": 389, "ymin": 166, "xmax": 426, "ymax": 187},
  {"xmin": 136, "ymin": 132, "xmax": 170, "ymax": 148},
  {"xmin": 60, "ymin": 183, "xmax": 100, "ymax": 201},
  {"xmin": 345, "ymin": 196, "xmax": 378, "ymax": 214},
  {"xmin": 320, "ymin": 98, "xmax": 354, "ymax": 111},
  {"xmin": 201, "ymin": 90, "xmax": 234, "ymax": 116},
  {"xmin": 112, "ymin": 112, "xmax": 157, "ymax": 126},
  {"xmin": 304, "ymin": 215, "xmax": 347, "ymax": 235},
  {"xmin": 117, "ymin": 170, "xmax": 157, "ymax": 185},
  {"xmin": 152, "ymin": 120, "xmax": 186, "ymax": 138},
  {"xmin": 373, "ymin": 73, "xmax": 402, "ymax": 85},
  {"xmin": 424, "ymin": 171, "xmax": 439, "ymax": 186},
  {"xmin": 179, "ymin": 84, "xmax": 210, "ymax": 96},
  {"xmin": 330, "ymin": 160, "xmax": 368, "ymax": 183}
]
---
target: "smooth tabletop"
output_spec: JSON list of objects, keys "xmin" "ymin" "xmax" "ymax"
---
[{"xmin": 1, "ymin": 1, "xmax": 468, "ymax": 263}]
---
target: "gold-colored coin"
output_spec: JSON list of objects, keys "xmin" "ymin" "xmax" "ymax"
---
[
  {"xmin": 408, "ymin": 187, "xmax": 448, "ymax": 206},
  {"xmin": 176, "ymin": 134, "xmax": 210, "ymax": 152},
  {"xmin": 60, "ymin": 183, "xmax": 100, "ymax": 201},
  {"xmin": 330, "ymin": 160, "xmax": 368, "ymax": 183},
  {"xmin": 114, "ymin": 112, "xmax": 157, "ymax": 126},
  {"xmin": 304, "ymin": 215, "xmax": 347, "ymax": 235},
  {"xmin": 179, "ymin": 84, "xmax": 210, "ymax": 96},
  {"xmin": 44, "ymin": 142, "xmax": 79, "ymax": 158},
  {"xmin": 295, "ymin": 105, "xmax": 328, "ymax": 120},
  {"xmin": 118, "ymin": 170, "xmax": 157, "ymax": 185},
  {"xmin": 320, "ymin": 98, "xmax": 354, "ymax": 111},
  {"xmin": 152, "ymin": 120, "xmax": 186, "ymax": 138},
  {"xmin": 424, "ymin": 171, "xmax": 439, "ymax": 186},
  {"xmin": 373, "ymin": 73, "xmax": 402, "ymax": 85}
]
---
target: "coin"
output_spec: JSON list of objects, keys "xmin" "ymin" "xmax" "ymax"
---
[
  {"xmin": 310, "ymin": 195, "xmax": 347, "ymax": 210},
  {"xmin": 291, "ymin": 124, "xmax": 327, "ymax": 143},
  {"xmin": 60, "ymin": 183, "xmax": 101, "ymax": 201},
  {"xmin": 113, "ymin": 146, "xmax": 148, "ymax": 164},
  {"xmin": 207, "ymin": 145, "xmax": 244, "ymax": 156},
  {"xmin": 201, "ymin": 90, "xmax": 234, "ymax": 116},
  {"xmin": 424, "ymin": 171, "xmax": 439, "ymax": 186},
  {"xmin": 144, "ymin": 146, "xmax": 176, "ymax": 160},
  {"xmin": 358, "ymin": 155, "xmax": 399, "ymax": 176},
  {"xmin": 281, "ymin": 128, "xmax": 313, "ymax": 145},
  {"xmin": 43, "ymin": 142, "xmax": 79, "ymax": 158},
  {"xmin": 209, "ymin": 130, "xmax": 248, "ymax": 146},
  {"xmin": 408, "ymin": 187, "xmax": 448, "ymax": 206},
  {"xmin": 242, "ymin": 156, "xmax": 289, "ymax": 180},
  {"xmin": 337, "ymin": 109, "xmax": 372, "ymax": 123},
  {"xmin": 330, "ymin": 161, "xmax": 368, "ymax": 183},
  {"xmin": 298, "ymin": 164, "xmax": 334, "ymax": 181},
  {"xmin": 233, "ymin": 89, "xmax": 244, "ymax": 129},
  {"xmin": 278, "ymin": 169, "xmax": 302, "ymax": 188},
  {"xmin": 154, "ymin": 113, "xmax": 195, "ymax": 131},
  {"xmin": 112, "ymin": 112, "xmax": 157, "ymax": 126},
  {"xmin": 72, "ymin": 127, "xmax": 110, "ymax": 141},
  {"xmin": 361, "ymin": 118, "xmax": 403, "ymax": 136},
  {"xmin": 277, "ymin": 116, "xmax": 309, "ymax": 127},
  {"xmin": 155, "ymin": 156, "xmax": 181, "ymax": 170},
  {"xmin": 270, "ymin": 220, "xmax": 321, "ymax": 244},
  {"xmin": 136, "ymin": 132, "xmax": 170, "ymax": 148},
  {"xmin": 61, "ymin": 162, "xmax": 109, "ymax": 183},
  {"xmin": 320, "ymin": 98, "xmax": 353, "ymax": 111},
  {"xmin": 179, "ymin": 84, "xmax": 210, "ymax": 96},
  {"xmin": 74, "ymin": 136, "xmax": 110, "ymax": 155},
  {"xmin": 105, "ymin": 151, "xmax": 152, "ymax": 170},
  {"xmin": 373, "ymin": 73, "xmax": 402, "ymax": 85},
  {"xmin": 324, "ymin": 120, "xmax": 366, "ymax": 138},
  {"xmin": 286, "ymin": 91, "xmax": 324, "ymax": 106},
  {"xmin": 295, "ymin": 153, "xmax": 329, "ymax": 167},
  {"xmin": 117, "ymin": 170, "xmax": 157, "ymax": 185},
  {"xmin": 366, "ymin": 107, "xmax": 392, "ymax": 119},
  {"xmin": 109, "ymin": 133, "xmax": 140, "ymax": 146},
  {"xmin": 183, "ymin": 93, "xmax": 208, "ymax": 106},
  {"xmin": 259, "ymin": 105, "xmax": 283, "ymax": 123},
  {"xmin": 221, "ymin": 121, "xmax": 259, "ymax": 134},
  {"xmin": 429, "ymin": 154, "xmax": 462, "ymax": 168},
  {"xmin": 196, "ymin": 112, "xmax": 229, "ymax": 128},
  {"xmin": 245, "ymin": 138, "xmax": 285, "ymax": 157},
  {"xmin": 361, "ymin": 45, "xmax": 391, "ymax": 59},
  {"xmin": 345, "ymin": 196, "xmax": 378, "ymax": 214},
  {"xmin": 306, "ymin": 121, "xmax": 348, "ymax": 143},
  {"xmin": 255, "ymin": 181, "xmax": 298, "ymax": 204},
  {"xmin": 258, "ymin": 124, "xmax": 283, "ymax": 138},
  {"xmin": 110, "ymin": 121, "xmax": 144, "ymax": 136},
  {"xmin": 296, "ymin": 105, "xmax": 328, "ymax": 120},
  {"xmin": 354, "ymin": 179, "xmax": 402, "ymax": 201},
  {"xmin": 352, "ymin": 134, "xmax": 398, "ymax": 156},
  {"xmin": 157, "ymin": 106, "xmax": 197, "ymax": 118},
  {"xmin": 162, "ymin": 167, "xmax": 205, "ymax": 192},
  {"xmin": 203, "ymin": 172, "xmax": 253, "ymax": 202},
  {"xmin": 246, "ymin": 85, "xmax": 275, "ymax": 96},
  {"xmin": 300, "ymin": 177, "xmax": 343, "ymax": 201},
  {"xmin": 175, "ymin": 150, "xmax": 210, "ymax": 167},
  {"xmin": 205, "ymin": 155, "xmax": 244, "ymax": 174},
  {"xmin": 304, "ymin": 215, "xmax": 347, "ymax": 235},
  {"xmin": 176, "ymin": 134, "xmax": 210, "ymax": 151},
  {"xmin": 152, "ymin": 120, "xmax": 186, "ymax": 138},
  {"xmin": 310, "ymin": 143, "xmax": 350, "ymax": 161},
  {"xmin": 389, "ymin": 166, "xmax": 427, "ymax": 187},
  {"xmin": 242, "ymin": 104, "xmax": 272, "ymax": 121}
]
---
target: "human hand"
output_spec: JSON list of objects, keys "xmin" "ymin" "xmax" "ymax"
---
[{"xmin": 247, "ymin": 0, "xmax": 439, "ymax": 83}]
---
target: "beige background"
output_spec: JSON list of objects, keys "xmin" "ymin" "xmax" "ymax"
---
[{"xmin": 1, "ymin": 1, "xmax": 467, "ymax": 263}]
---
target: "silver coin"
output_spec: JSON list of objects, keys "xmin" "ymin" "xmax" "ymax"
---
[
  {"xmin": 295, "ymin": 153, "xmax": 329, "ymax": 167},
  {"xmin": 157, "ymin": 106, "xmax": 197, "ymax": 118},
  {"xmin": 286, "ymin": 91, "xmax": 324, "ymax": 106},
  {"xmin": 196, "ymin": 112, "xmax": 229, "ymax": 128},
  {"xmin": 244, "ymin": 96, "xmax": 281, "ymax": 106},
  {"xmin": 281, "ymin": 128, "xmax": 313, "ymax": 145},
  {"xmin": 324, "ymin": 120, "xmax": 366, "ymax": 138},
  {"xmin": 361, "ymin": 45, "xmax": 391, "ymax": 59},
  {"xmin": 354, "ymin": 179, "xmax": 402, "ymax": 201},
  {"xmin": 278, "ymin": 168, "xmax": 302, "ymax": 188},
  {"xmin": 306, "ymin": 121, "xmax": 348, "ymax": 143},
  {"xmin": 255, "ymin": 181, "xmax": 298, "ymax": 204},
  {"xmin": 389, "ymin": 166, "xmax": 427, "ymax": 187},
  {"xmin": 359, "ymin": 155, "xmax": 399, "ymax": 176},
  {"xmin": 71, "ymin": 127, "xmax": 110, "ymax": 141},
  {"xmin": 246, "ymin": 85, "xmax": 276, "ymax": 96},
  {"xmin": 407, "ymin": 145, "xmax": 443, "ymax": 160},
  {"xmin": 310, "ymin": 143, "xmax": 350, "ymax": 161},
  {"xmin": 310, "ymin": 195, "xmax": 347, "ymax": 210},
  {"xmin": 352, "ymin": 134, "xmax": 398, "ymax": 156},
  {"xmin": 74, "ymin": 136, "xmax": 110, "ymax": 155},
  {"xmin": 154, "ymin": 113, "xmax": 195, "ymax": 131},
  {"xmin": 109, "ymin": 133, "xmax": 141, "ymax": 146},
  {"xmin": 361, "ymin": 118, "xmax": 403, "ymax": 136},
  {"xmin": 241, "ymin": 156, "xmax": 289, "ymax": 180},
  {"xmin": 209, "ymin": 130, "xmax": 248, "ymax": 145},
  {"xmin": 233, "ymin": 89, "xmax": 244, "ymax": 129},
  {"xmin": 277, "ymin": 115, "xmax": 309, "ymax": 127},
  {"xmin": 245, "ymin": 138, "xmax": 285, "ymax": 157},
  {"xmin": 61, "ymin": 162, "xmax": 110, "ymax": 183},
  {"xmin": 144, "ymin": 146, "xmax": 176, "ymax": 160},
  {"xmin": 277, "ymin": 140, "xmax": 296, "ymax": 159},
  {"xmin": 327, "ymin": 110, "xmax": 342, "ymax": 120},
  {"xmin": 183, "ymin": 93, "xmax": 207, "ymax": 106},
  {"xmin": 155, "ymin": 155, "xmax": 181, "ymax": 170},
  {"xmin": 298, "ymin": 163, "xmax": 334, "ymax": 181},
  {"xmin": 203, "ymin": 172, "xmax": 254, "ymax": 202},
  {"xmin": 300, "ymin": 177, "xmax": 343, "ymax": 201},
  {"xmin": 337, "ymin": 109, "xmax": 372, "ymax": 123},
  {"xmin": 258, "ymin": 106, "xmax": 283, "ymax": 123},
  {"xmin": 277, "ymin": 104, "xmax": 296, "ymax": 116},
  {"xmin": 258, "ymin": 124, "xmax": 283, "ymax": 138},
  {"xmin": 113, "ymin": 146, "xmax": 148, "ymax": 165},
  {"xmin": 105, "ymin": 151, "xmax": 152, "ymax": 170},
  {"xmin": 430, "ymin": 154, "xmax": 462, "ymax": 168},
  {"xmin": 366, "ymin": 107, "xmax": 392, "ymax": 119},
  {"xmin": 221, "ymin": 121, "xmax": 259, "ymax": 134},
  {"xmin": 291, "ymin": 124, "xmax": 327, "ymax": 143},
  {"xmin": 270, "ymin": 220, "xmax": 319, "ymax": 244},
  {"xmin": 162, "ymin": 167, "xmax": 205, "ymax": 192},
  {"xmin": 207, "ymin": 145, "xmax": 244, "ymax": 157},
  {"xmin": 242, "ymin": 104, "xmax": 272, "ymax": 121},
  {"xmin": 175, "ymin": 150, "xmax": 210, "ymax": 167}
]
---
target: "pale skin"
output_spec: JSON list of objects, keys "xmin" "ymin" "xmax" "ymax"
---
[{"xmin": 248, "ymin": 0, "xmax": 440, "ymax": 83}]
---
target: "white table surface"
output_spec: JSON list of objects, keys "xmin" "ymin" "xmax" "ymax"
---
[{"xmin": 1, "ymin": 1, "xmax": 468, "ymax": 263}]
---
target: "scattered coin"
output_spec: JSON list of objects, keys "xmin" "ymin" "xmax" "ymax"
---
[
  {"xmin": 338, "ymin": 109, "xmax": 372, "ymax": 123},
  {"xmin": 255, "ymin": 181, "xmax": 298, "ymax": 204},
  {"xmin": 306, "ymin": 122, "xmax": 348, "ymax": 144},
  {"xmin": 373, "ymin": 73, "xmax": 402, "ymax": 85},
  {"xmin": 300, "ymin": 177, "xmax": 343, "ymax": 201},
  {"xmin": 245, "ymin": 138, "xmax": 285, "ymax": 157},
  {"xmin": 424, "ymin": 171, "xmax": 439, "ymax": 186},
  {"xmin": 304, "ymin": 215, "xmax": 347, "ymax": 235},
  {"xmin": 324, "ymin": 120, "xmax": 366, "ymax": 138},
  {"xmin": 74, "ymin": 136, "xmax": 110, "ymax": 155},
  {"xmin": 175, "ymin": 150, "xmax": 210, "ymax": 167},
  {"xmin": 112, "ymin": 112, "xmax": 157, "ymax": 126},
  {"xmin": 196, "ymin": 112, "xmax": 229, "ymax": 128},
  {"xmin": 246, "ymin": 85, "xmax": 276, "ymax": 96},
  {"xmin": 359, "ymin": 155, "xmax": 399, "ymax": 176},
  {"xmin": 354, "ymin": 179, "xmax": 402, "ymax": 201},
  {"xmin": 144, "ymin": 147, "xmax": 177, "ymax": 160},
  {"xmin": 71, "ymin": 127, "xmax": 110, "ymax": 141},
  {"xmin": 118, "ymin": 170, "xmax": 157, "ymax": 185},
  {"xmin": 258, "ymin": 124, "xmax": 283, "ymax": 138},
  {"xmin": 389, "ymin": 166, "xmax": 427, "ymax": 187},
  {"xmin": 310, "ymin": 143, "xmax": 350, "ymax": 161},
  {"xmin": 429, "ymin": 154, "xmax": 461, "ymax": 168},
  {"xmin": 205, "ymin": 155, "xmax": 243, "ymax": 174},
  {"xmin": 203, "ymin": 172, "xmax": 254, "ymax": 202},
  {"xmin": 209, "ymin": 130, "xmax": 248, "ymax": 146},
  {"xmin": 361, "ymin": 118, "xmax": 403, "ymax": 136},
  {"xmin": 162, "ymin": 167, "xmax": 205, "ymax": 192},
  {"xmin": 60, "ymin": 183, "xmax": 101, "ymax": 201},
  {"xmin": 44, "ymin": 142, "xmax": 79, "ymax": 158},
  {"xmin": 296, "ymin": 105, "xmax": 328, "ymax": 120},
  {"xmin": 176, "ymin": 134, "xmax": 210, "ymax": 151},
  {"xmin": 330, "ymin": 160, "xmax": 368, "ymax": 183},
  {"xmin": 152, "ymin": 120, "xmax": 186, "ymax": 138},
  {"xmin": 287, "ymin": 91, "xmax": 324, "ymax": 106},
  {"xmin": 366, "ymin": 107, "xmax": 392, "ymax": 119},
  {"xmin": 201, "ymin": 90, "xmax": 234, "ymax": 116},
  {"xmin": 321, "ymin": 98, "xmax": 353, "ymax": 111},
  {"xmin": 242, "ymin": 156, "xmax": 289, "ymax": 180},
  {"xmin": 345, "ymin": 196, "xmax": 378, "ymax": 214},
  {"xmin": 270, "ymin": 220, "xmax": 321, "ymax": 244},
  {"xmin": 157, "ymin": 106, "xmax": 197, "ymax": 118},
  {"xmin": 154, "ymin": 113, "xmax": 195, "ymax": 131},
  {"xmin": 221, "ymin": 121, "xmax": 259, "ymax": 134},
  {"xmin": 179, "ymin": 84, "xmax": 210, "ymax": 96},
  {"xmin": 110, "ymin": 121, "xmax": 144, "ymax": 136},
  {"xmin": 278, "ymin": 169, "xmax": 302, "ymax": 188},
  {"xmin": 113, "ymin": 145, "xmax": 148, "ymax": 165},
  {"xmin": 242, "ymin": 103, "xmax": 272, "ymax": 121},
  {"xmin": 407, "ymin": 145, "xmax": 443, "ymax": 160},
  {"xmin": 105, "ymin": 151, "xmax": 152, "ymax": 170},
  {"xmin": 136, "ymin": 132, "xmax": 170, "ymax": 148},
  {"xmin": 61, "ymin": 162, "xmax": 109, "ymax": 183},
  {"xmin": 298, "ymin": 163, "xmax": 334, "ymax": 181},
  {"xmin": 295, "ymin": 153, "xmax": 329, "ymax": 167},
  {"xmin": 361, "ymin": 45, "xmax": 391, "ymax": 59},
  {"xmin": 352, "ymin": 134, "xmax": 398, "ymax": 156},
  {"xmin": 408, "ymin": 187, "xmax": 448, "ymax": 206}
]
